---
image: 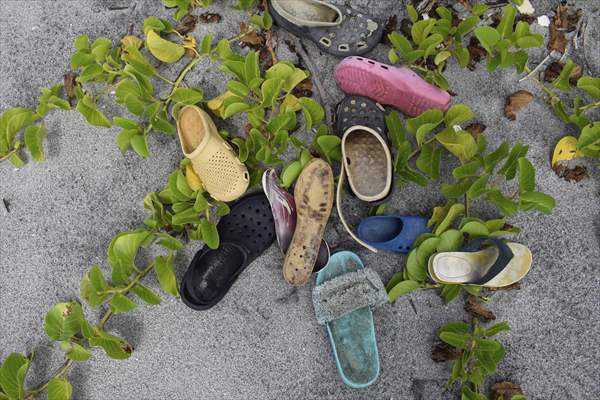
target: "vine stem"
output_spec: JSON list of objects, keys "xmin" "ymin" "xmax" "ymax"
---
[
  {"xmin": 165, "ymin": 56, "xmax": 203, "ymax": 106},
  {"xmin": 27, "ymin": 263, "xmax": 156, "ymax": 398},
  {"xmin": 580, "ymin": 100, "xmax": 600, "ymax": 112},
  {"xmin": 522, "ymin": 66, "xmax": 561, "ymax": 103},
  {"xmin": 0, "ymin": 148, "xmax": 18, "ymax": 162}
]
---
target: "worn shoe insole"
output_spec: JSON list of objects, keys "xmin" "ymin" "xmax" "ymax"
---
[
  {"xmin": 345, "ymin": 129, "xmax": 389, "ymax": 199},
  {"xmin": 283, "ymin": 159, "xmax": 334, "ymax": 286},
  {"xmin": 277, "ymin": 0, "xmax": 338, "ymax": 23}
]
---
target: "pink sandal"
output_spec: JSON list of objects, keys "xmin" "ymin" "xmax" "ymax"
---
[{"xmin": 334, "ymin": 56, "xmax": 451, "ymax": 116}]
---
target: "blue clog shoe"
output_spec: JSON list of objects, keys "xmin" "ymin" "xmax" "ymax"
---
[
  {"xmin": 313, "ymin": 251, "xmax": 387, "ymax": 388},
  {"xmin": 357, "ymin": 215, "xmax": 430, "ymax": 253}
]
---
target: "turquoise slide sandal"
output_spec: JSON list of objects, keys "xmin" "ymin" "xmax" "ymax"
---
[{"xmin": 313, "ymin": 251, "xmax": 387, "ymax": 388}]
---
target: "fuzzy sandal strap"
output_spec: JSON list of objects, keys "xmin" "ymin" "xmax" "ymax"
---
[{"xmin": 312, "ymin": 268, "xmax": 387, "ymax": 324}]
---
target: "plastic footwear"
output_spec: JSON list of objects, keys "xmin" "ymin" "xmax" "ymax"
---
[
  {"xmin": 428, "ymin": 237, "xmax": 533, "ymax": 288},
  {"xmin": 335, "ymin": 56, "xmax": 451, "ymax": 116},
  {"xmin": 313, "ymin": 251, "xmax": 387, "ymax": 388},
  {"xmin": 283, "ymin": 159, "xmax": 334, "ymax": 286},
  {"xmin": 177, "ymin": 105, "xmax": 249, "ymax": 202},
  {"xmin": 357, "ymin": 215, "xmax": 430, "ymax": 253},
  {"xmin": 336, "ymin": 96, "xmax": 392, "ymax": 202},
  {"xmin": 262, "ymin": 169, "xmax": 330, "ymax": 272},
  {"xmin": 268, "ymin": 0, "xmax": 383, "ymax": 56},
  {"xmin": 180, "ymin": 192, "xmax": 275, "ymax": 310}
]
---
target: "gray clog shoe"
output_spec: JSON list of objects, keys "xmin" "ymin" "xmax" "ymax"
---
[{"xmin": 268, "ymin": 0, "xmax": 383, "ymax": 56}]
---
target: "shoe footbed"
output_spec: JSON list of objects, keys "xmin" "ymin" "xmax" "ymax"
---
[
  {"xmin": 283, "ymin": 159, "xmax": 334, "ymax": 286},
  {"xmin": 345, "ymin": 130, "xmax": 388, "ymax": 199},
  {"xmin": 276, "ymin": 0, "xmax": 338, "ymax": 23},
  {"xmin": 178, "ymin": 107, "xmax": 206, "ymax": 154}
]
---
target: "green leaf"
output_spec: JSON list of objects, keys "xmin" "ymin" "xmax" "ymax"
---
[
  {"xmin": 108, "ymin": 229, "xmax": 151, "ymax": 285},
  {"xmin": 456, "ymin": 16, "xmax": 480, "ymax": 37},
  {"xmin": 130, "ymin": 134, "xmax": 149, "ymax": 157},
  {"xmin": 485, "ymin": 321, "xmax": 510, "ymax": 337},
  {"xmin": 281, "ymin": 161, "xmax": 302, "ymax": 188},
  {"xmin": 44, "ymin": 302, "xmax": 83, "ymax": 341},
  {"xmin": 77, "ymin": 64, "xmax": 103, "ymax": 83},
  {"xmin": 231, "ymin": 138, "xmax": 249, "ymax": 162},
  {"xmin": 0, "ymin": 353, "xmax": 30, "ymax": 400},
  {"xmin": 388, "ymin": 32, "xmax": 413, "ymax": 55},
  {"xmin": 434, "ymin": 51, "xmax": 452, "ymax": 66},
  {"xmin": 441, "ymin": 178, "xmax": 474, "ymax": 198},
  {"xmin": 520, "ymin": 191, "xmax": 556, "ymax": 214},
  {"xmin": 407, "ymin": 109, "xmax": 444, "ymax": 145},
  {"xmin": 439, "ymin": 331, "xmax": 469, "ymax": 349},
  {"xmin": 444, "ymin": 104, "xmax": 474, "ymax": 127},
  {"xmin": 552, "ymin": 59, "xmax": 576, "ymax": 92},
  {"xmin": 436, "ymin": 128, "xmax": 478, "ymax": 163},
  {"xmin": 577, "ymin": 76, "xmax": 600, "ymax": 98},
  {"xmin": 439, "ymin": 321, "xmax": 469, "ymax": 334},
  {"xmin": 411, "ymin": 19, "xmax": 435, "ymax": 45},
  {"xmin": 109, "ymin": 294, "xmax": 138, "ymax": 314},
  {"xmin": 388, "ymin": 280, "xmax": 421, "ymax": 302},
  {"xmin": 23, "ymin": 125, "xmax": 46, "ymax": 161},
  {"xmin": 487, "ymin": 190, "xmax": 519, "ymax": 216},
  {"xmin": 466, "ymin": 174, "xmax": 489, "ymax": 199},
  {"xmin": 454, "ymin": 47, "xmax": 470, "ymax": 67},
  {"xmin": 496, "ymin": 5, "xmax": 516, "ymax": 39},
  {"xmin": 407, "ymin": 4, "xmax": 418, "ymax": 23},
  {"xmin": 385, "ymin": 111, "xmax": 406, "ymax": 149},
  {"xmin": 517, "ymin": 157, "xmax": 535, "ymax": 193},
  {"xmin": 434, "ymin": 203, "xmax": 465, "ymax": 235},
  {"xmin": 299, "ymin": 98, "xmax": 324, "ymax": 130},
  {"xmin": 388, "ymin": 48, "xmax": 399, "ymax": 65},
  {"xmin": 154, "ymin": 254, "xmax": 178, "ymax": 296},
  {"xmin": 91, "ymin": 37, "xmax": 112, "ymax": 62},
  {"xmin": 453, "ymin": 160, "xmax": 481, "ymax": 179},
  {"xmin": 267, "ymin": 111, "xmax": 296, "ymax": 134},
  {"xmin": 483, "ymin": 142, "xmax": 509, "ymax": 172},
  {"xmin": 316, "ymin": 135, "xmax": 341, "ymax": 161},
  {"xmin": 577, "ymin": 123, "xmax": 600, "ymax": 157},
  {"xmin": 62, "ymin": 342, "xmax": 92, "ymax": 362},
  {"xmin": 498, "ymin": 143, "xmax": 528, "ymax": 179},
  {"xmin": 146, "ymin": 30, "xmax": 184, "ymax": 63},
  {"xmin": 441, "ymin": 284, "xmax": 462, "ymax": 304},
  {"xmin": 76, "ymin": 95, "xmax": 111, "ymax": 128},
  {"xmin": 461, "ymin": 221, "xmax": 489, "ymax": 237},
  {"xmin": 132, "ymin": 284, "xmax": 162, "ymax": 305},
  {"xmin": 74, "ymin": 34, "xmax": 89, "ymax": 51},
  {"xmin": 88, "ymin": 331, "xmax": 133, "ymax": 360},
  {"xmin": 113, "ymin": 117, "xmax": 140, "ymax": 130},
  {"xmin": 415, "ymin": 237, "xmax": 441, "ymax": 273},
  {"xmin": 47, "ymin": 377, "xmax": 72, "ymax": 400},
  {"xmin": 474, "ymin": 26, "xmax": 501, "ymax": 54},
  {"xmin": 416, "ymin": 142, "xmax": 441, "ymax": 179},
  {"xmin": 437, "ymin": 229, "xmax": 464, "ymax": 252},
  {"xmin": 200, "ymin": 219, "xmax": 219, "ymax": 249},
  {"xmin": 516, "ymin": 34, "xmax": 544, "ymax": 48},
  {"xmin": 170, "ymin": 88, "xmax": 203, "ymax": 105}
]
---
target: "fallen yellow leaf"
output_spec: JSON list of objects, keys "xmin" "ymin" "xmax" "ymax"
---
[
  {"xmin": 207, "ymin": 91, "xmax": 236, "ymax": 118},
  {"xmin": 185, "ymin": 164, "xmax": 204, "ymax": 192},
  {"xmin": 551, "ymin": 136, "xmax": 582, "ymax": 166},
  {"xmin": 121, "ymin": 35, "xmax": 143, "ymax": 50}
]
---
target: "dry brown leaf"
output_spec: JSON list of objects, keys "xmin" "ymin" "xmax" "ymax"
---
[
  {"xmin": 544, "ymin": 61, "xmax": 583, "ymax": 84},
  {"xmin": 198, "ymin": 12, "xmax": 222, "ymax": 24},
  {"xmin": 553, "ymin": 164, "xmax": 589, "ymax": 183},
  {"xmin": 292, "ymin": 78, "xmax": 313, "ymax": 98},
  {"xmin": 176, "ymin": 15, "xmax": 199, "ymax": 35},
  {"xmin": 504, "ymin": 90, "xmax": 534, "ymax": 120},
  {"xmin": 465, "ymin": 295, "xmax": 496, "ymax": 321},
  {"xmin": 487, "ymin": 282, "xmax": 521, "ymax": 292},
  {"xmin": 431, "ymin": 343, "xmax": 463, "ymax": 363},
  {"xmin": 63, "ymin": 72, "xmax": 78, "ymax": 99},
  {"xmin": 491, "ymin": 381, "xmax": 525, "ymax": 400},
  {"xmin": 239, "ymin": 23, "xmax": 265, "ymax": 48},
  {"xmin": 400, "ymin": 18, "xmax": 412, "ymax": 38},
  {"xmin": 548, "ymin": 3, "xmax": 568, "ymax": 53},
  {"xmin": 465, "ymin": 122, "xmax": 486, "ymax": 138},
  {"xmin": 467, "ymin": 37, "xmax": 486, "ymax": 70},
  {"xmin": 383, "ymin": 15, "xmax": 398, "ymax": 45}
]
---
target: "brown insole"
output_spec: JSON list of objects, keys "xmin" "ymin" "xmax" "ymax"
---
[
  {"xmin": 283, "ymin": 159, "xmax": 334, "ymax": 287},
  {"xmin": 277, "ymin": 0, "xmax": 339, "ymax": 23},
  {"xmin": 178, "ymin": 107, "xmax": 206, "ymax": 154},
  {"xmin": 345, "ymin": 130, "xmax": 388, "ymax": 198}
]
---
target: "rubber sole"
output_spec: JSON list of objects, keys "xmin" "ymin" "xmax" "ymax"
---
[
  {"xmin": 335, "ymin": 57, "xmax": 451, "ymax": 116},
  {"xmin": 283, "ymin": 159, "xmax": 334, "ymax": 286}
]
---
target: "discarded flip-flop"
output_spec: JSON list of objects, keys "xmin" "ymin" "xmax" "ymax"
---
[
  {"xmin": 357, "ymin": 215, "xmax": 430, "ymax": 253},
  {"xmin": 313, "ymin": 251, "xmax": 387, "ymax": 388},
  {"xmin": 335, "ymin": 56, "xmax": 451, "ymax": 116},
  {"xmin": 428, "ymin": 237, "xmax": 532, "ymax": 288},
  {"xmin": 283, "ymin": 158, "xmax": 334, "ymax": 286},
  {"xmin": 262, "ymin": 169, "xmax": 330, "ymax": 272},
  {"xmin": 180, "ymin": 192, "xmax": 275, "ymax": 310},
  {"xmin": 268, "ymin": 0, "xmax": 383, "ymax": 56},
  {"xmin": 177, "ymin": 105, "xmax": 249, "ymax": 202}
]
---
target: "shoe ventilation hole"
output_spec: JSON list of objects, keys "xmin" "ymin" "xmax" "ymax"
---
[
  {"xmin": 203, "ymin": 150, "xmax": 245, "ymax": 197},
  {"xmin": 380, "ymin": 65, "xmax": 388, "ymax": 70},
  {"xmin": 368, "ymin": 60, "xmax": 375, "ymax": 65}
]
